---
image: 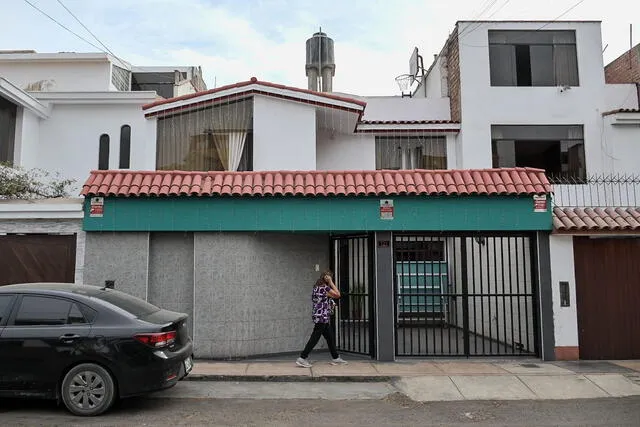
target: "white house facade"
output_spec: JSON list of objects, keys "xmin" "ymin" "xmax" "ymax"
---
[{"xmin": 1, "ymin": 22, "xmax": 639, "ymax": 361}]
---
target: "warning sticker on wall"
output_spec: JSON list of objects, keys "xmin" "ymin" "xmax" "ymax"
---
[
  {"xmin": 380, "ymin": 199, "xmax": 394, "ymax": 220},
  {"xmin": 533, "ymin": 195, "xmax": 548, "ymax": 213},
  {"xmin": 90, "ymin": 197, "xmax": 104, "ymax": 218}
]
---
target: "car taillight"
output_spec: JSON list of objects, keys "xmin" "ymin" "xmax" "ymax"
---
[{"xmin": 134, "ymin": 331, "xmax": 177, "ymax": 348}]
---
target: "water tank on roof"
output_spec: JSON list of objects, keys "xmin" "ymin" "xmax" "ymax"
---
[{"xmin": 305, "ymin": 30, "xmax": 335, "ymax": 92}]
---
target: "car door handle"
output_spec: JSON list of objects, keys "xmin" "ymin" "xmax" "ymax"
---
[{"xmin": 59, "ymin": 334, "xmax": 81, "ymax": 342}]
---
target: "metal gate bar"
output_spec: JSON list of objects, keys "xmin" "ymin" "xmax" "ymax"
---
[
  {"xmin": 331, "ymin": 235, "xmax": 375, "ymax": 357},
  {"xmin": 394, "ymin": 233, "xmax": 539, "ymax": 357}
]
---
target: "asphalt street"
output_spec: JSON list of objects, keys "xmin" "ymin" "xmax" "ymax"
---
[{"xmin": 0, "ymin": 382, "xmax": 639, "ymax": 427}]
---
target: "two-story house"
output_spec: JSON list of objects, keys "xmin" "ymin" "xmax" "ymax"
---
[{"xmin": 76, "ymin": 31, "xmax": 554, "ymax": 362}]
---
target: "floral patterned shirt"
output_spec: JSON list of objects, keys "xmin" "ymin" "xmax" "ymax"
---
[{"xmin": 312, "ymin": 284, "xmax": 332, "ymax": 324}]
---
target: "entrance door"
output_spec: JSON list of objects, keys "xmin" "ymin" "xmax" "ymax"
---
[
  {"xmin": 394, "ymin": 233, "xmax": 539, "ymax": 357},
  {"xmin": 330, "ymin": 235, "xmax": 375, "ymax": 357},
  {"xmin": 0, "ymin": 234, "xmax": 76, "ymax": 286},
  {"xmin": 574, "ymin": 237, "xmax": 640, "ymax": 359}
]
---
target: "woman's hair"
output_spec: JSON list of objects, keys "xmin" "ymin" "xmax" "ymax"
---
[{"xmin": 314, "ymin": 270, "xmax": 333, "ymax": 287}]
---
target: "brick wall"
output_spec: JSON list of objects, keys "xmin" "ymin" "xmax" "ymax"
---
[
  {"xmin": 605, "ymin": 44, "xmax": 640, "ymax": 83},
  {"xmin": 446, "ymin": 27, "xmax": 461, "ymax": 122}
]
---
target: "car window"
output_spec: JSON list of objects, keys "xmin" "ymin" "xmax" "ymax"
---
[
  {"xmin": 91, "ymin": 289, "xmax": 160, "ymax": 318},
  {"xmin": 14, "ymin": 296, "xmax": 72, "ymax": 326},
  {"xmin": 0, "ymin": 295, "xmax": 14, "ymax": 324},
  {"xmin": 68, "ymin": 303, "xmax": 87, "ymax": 324}
]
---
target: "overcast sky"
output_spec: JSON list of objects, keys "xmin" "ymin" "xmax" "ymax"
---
[{"xmin": 1, "ymin": 0, "xmax": 638, "ymax": 95}]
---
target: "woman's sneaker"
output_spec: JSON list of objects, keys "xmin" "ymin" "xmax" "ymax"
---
[
  {"xmin": 296, "ymin": 357, "xmax": 312, "ymax": 368},
  {"xmin": 330, "ymin": 357, "xmax": 348, "ymax": 365}
]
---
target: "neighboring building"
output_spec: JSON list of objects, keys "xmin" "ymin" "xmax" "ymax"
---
[
  {"xmin": 605, "ymin": 42, "xmax": 640, "ymax": 84},
  {"xmin": 131, "ymin": 66, "xmax": 207, "ymax": 99},
  {"xmin": 0, "ymin": 50, "xmax": 206, "ymax": 96}
]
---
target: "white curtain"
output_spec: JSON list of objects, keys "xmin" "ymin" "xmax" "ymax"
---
[
  {"xmin": 554, "ymin": 44, "xmax": 579, "ymax": 86},
  {"xmin": 228, "ymin": 131, "xmax": 247, "ymax": 172},
  {"xmin": 212, "ymin": 133, "xmax": 229, "ymax": 171}
]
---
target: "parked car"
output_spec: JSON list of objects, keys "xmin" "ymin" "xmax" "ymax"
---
[{"xmin": 0, "ymin": 283, "xmax": 193, "ymax": 416}]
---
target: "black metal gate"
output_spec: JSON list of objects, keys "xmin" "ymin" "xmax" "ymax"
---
[
  {"xmin": 330, "ymin": 235, "xmax": 375, "ymax": 357},
  {"xmin": 394, "ymin": 233, "xmax": 539, "ymax": 357}
]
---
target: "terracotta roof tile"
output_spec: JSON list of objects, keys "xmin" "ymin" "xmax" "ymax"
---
[
  {"xmin": 553, "ymin": 207, "xmax": 640, "ymax": 232},
  {"xmin": 602, "ymin": 108, "xmax": 640, "ymax": 116},
  {"xmin": 81, "ymin": 168, "xmax": 551, "ymax": 198},
  {"xmin": 359, "ymin": 119, "xmax": 459, "ymax": 125},
  {"xmin": 142, "ymin": 77, "xmax": 367, "ymax": 112}
]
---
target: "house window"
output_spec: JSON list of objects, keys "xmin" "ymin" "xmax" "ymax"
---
[
  {"xmin": 488, "ymin": 30, "xmax": 579, "ymax": 87},
  {"xmin": 98, "ymin": 134, "xmax": 110, "ymax": 170},
  {"xmin": 491, "ymin": 125, "xmax": 585, "ymax": 180},
  {"xmin": 156, "ymin": 98, "xmax": 253, "ymax": 172},
  {"xmin": 0, "ymin": 96, "xmax": 17, "ymax": 165},
  {"xmin": 119, "ymin": 125, "xmax": 131, "ymax": 169},
  {"xmin": 375, "ymin": 136, "xmax": 447, "ymax": 170}
]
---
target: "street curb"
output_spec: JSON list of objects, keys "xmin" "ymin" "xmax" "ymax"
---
[{"xmin": 185, "ymin": 374, "xmax": 396, "ymax": 383}]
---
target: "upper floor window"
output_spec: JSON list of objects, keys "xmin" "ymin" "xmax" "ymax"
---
[
  {"xmin": 375, "ymin": 136, "xmax": 447, "ymax": 170},
  {"xmin": 98, "ymin": 134, "xmax": 110, "ymax": 170},
  {"xmin": 0, "ymin": 96, "xmax": 17, "ymax": 165},
  {"xmin": 156, "ymin": 98, "xmax": 253, "ymax": 172},
  {"xmin": 119, "ymin": 125, "xmax": 131, "ymax": 169},
  {"xmin": 488, "ymin": 30, "xmax": 579, "ymax": 87},
  {"xmin": 491, "ymin": 125, "xmax": 585, "ymax": 181}
]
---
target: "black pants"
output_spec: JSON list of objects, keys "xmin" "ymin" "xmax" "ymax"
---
[{"xmin": 300, "ymin": 322, "xmax": 339, "ymax": 359}]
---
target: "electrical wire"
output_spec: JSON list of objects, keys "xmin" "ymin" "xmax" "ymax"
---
[{"xmin": 55, "ymin": 0, "xmax": 127, "ymax": 68}]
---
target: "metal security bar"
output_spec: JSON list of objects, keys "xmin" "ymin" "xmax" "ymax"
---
[
  {"xmin": 394, "ymin": 233, "xmax": 539, "ymax": 357},
  {"xmin": 331, "ymin": 235, "xmax": 375, "ymax": 357}
]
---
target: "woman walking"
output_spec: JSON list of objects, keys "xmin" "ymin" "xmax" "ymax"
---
[{"xmin": 296, "ymin": 270, "xmax": 348, "ymax": 368}]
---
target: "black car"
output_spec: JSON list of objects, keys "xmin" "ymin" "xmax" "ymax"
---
[{"xmin": 0, "ymin": 283, "xmax": 194, "ymax": 416}]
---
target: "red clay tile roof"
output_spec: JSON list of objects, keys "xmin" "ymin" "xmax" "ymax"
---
[
  {"xmin": 359, "ymin": 119, "xmax": 459, "ymax": 125},
  {"xmin": 81, "ymin": 168, "xmax": 551, "ymax": 198},
  {"xmin": 602, "ymin": 108, "xmax": 640, "ymax": 116},
  {"xmin": 553, "ymin": 207, "xmax": 640, "ymax": 232},
  {"xmin": 142, "ymin": 77, "xmax": 367, "ymax": 111}
]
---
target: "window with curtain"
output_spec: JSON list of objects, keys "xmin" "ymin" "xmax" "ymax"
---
[
  {"xmin": 491, "ymin": 125, "xmax": 585, "ymax": 181},
  {"xmin": 98, "ymin": 134, "xmax": 110, "ymax": 170},
  {"xmin": 488, "ymin": 30, "xmax": 579, "ymax": 87},
  {"xmin": 375, "ymin": 136, "xmax": 447, "ymax": 170},
  {"xmin": 0, "ymin": 96, "xmax": 17, "ymax": 165},
  {"xmin": 156, "ymin": 98, "xmax": 253, "ymax": 171},
  {"xmin": 119, "ymin": 125, "xmax": 131, "ymax": 169}
]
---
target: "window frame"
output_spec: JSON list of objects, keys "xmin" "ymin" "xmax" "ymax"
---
[
  {"xmin": 98, "ymin": 133, "xmax": 110, "ymax": 170},
  {"xmin": 119, "ymin": 124, "xmax": 131, "ymax": 169},
  {"xmin": 0, "ymin": 294, "xmax": 16, "ymax": 327},
  {"xmin": 6, "ymin": 294, "xmax": 93, "ymax": 327},
  {"xmin": 375, "ymin": 135, "xmax": 448, "ymax": 171},
  {"xmin": 491, "ymin": 124, "xmax": 586, "ymax": 181},
  {"xmin": 488, "ymin": 29, "xmax": 580, "ymax": 87},
  {"xmin": 0, "ymin": 96, "xmax": 17, "ymax": 165}
]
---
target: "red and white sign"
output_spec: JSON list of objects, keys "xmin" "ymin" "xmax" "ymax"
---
[
  {"xmin": 380, "ymin": 199, "xmax": 394, "ymax": 220},
  {"xmin": 533, "ymin": 195, "xmax": 547, "ymax": 213},
  {"xmin": 90, "ymin": 197, "xmax": 104, "ymax": 218}
]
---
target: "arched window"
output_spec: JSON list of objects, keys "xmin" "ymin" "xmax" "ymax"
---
[
  {"xmin": 98, "ymin": 134, "xmax": 110, "ymax": 170},
  {"xmin": 119, "ymin": 125, "xmax": 131, "ymax": 169}
]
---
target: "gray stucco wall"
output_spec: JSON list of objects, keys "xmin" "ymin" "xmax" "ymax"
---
[
  {"xmin": 84, "ymin": 232, "xmax": 149, "ymax": 300},
  {"xmin": 193, "ymin": 232, "xmax": 330, "ymax": 359},
  {"xmin": 148, "ymin": 232, "xmax": 194, "ymax": 335},
  {"xmin": 0, "ymin": 219, "xmax": 85, "ymax": 283}
]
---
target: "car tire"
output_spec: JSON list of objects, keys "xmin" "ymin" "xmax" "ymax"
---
[{"xmin": 61, "ymin": 363, "xmax": 116, "ymax": 416}]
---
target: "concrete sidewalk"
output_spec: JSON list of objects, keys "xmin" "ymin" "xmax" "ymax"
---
[{"xmin": 185, "ymin": 358, "xmax": 640, "ymax": 402}]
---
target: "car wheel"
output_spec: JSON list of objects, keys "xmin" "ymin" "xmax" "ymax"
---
[{"xmin": 61, "ymin": 363, "xmax": 116, "ymax": 416}]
